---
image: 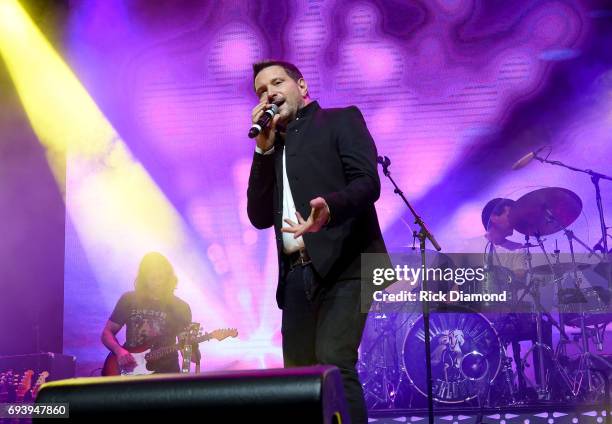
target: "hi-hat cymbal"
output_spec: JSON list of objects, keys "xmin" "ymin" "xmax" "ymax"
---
[
  {"xmin": 509, "ymin": 187, "xmax": 582, "ymax": 237},
  {"xmin": 530, "ymin": 262, "xmax": 592, "ymax": 275}
]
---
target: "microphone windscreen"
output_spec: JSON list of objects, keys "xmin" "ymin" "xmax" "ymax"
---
[{"xmin": 511, "ymin": 152, "xmax": 535, "ymax": 170}]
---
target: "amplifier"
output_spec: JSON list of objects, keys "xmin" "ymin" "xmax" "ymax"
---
[{"xmin": 0, "ymin": 352, "xmax": 75, "ymax": 381}]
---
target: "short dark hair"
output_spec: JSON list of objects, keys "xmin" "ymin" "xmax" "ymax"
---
[
  {"xmin": 252, "ymin": 60, "xmax": 304, "ymax": 86},
  {"xmin": 481, "ymin": 198, "xmax": 515, "ymax": 230}
]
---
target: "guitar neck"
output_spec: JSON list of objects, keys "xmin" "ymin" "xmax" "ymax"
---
[{"xmin": 146, "ymin": 333, "xmax": 213, "ymax": 362}]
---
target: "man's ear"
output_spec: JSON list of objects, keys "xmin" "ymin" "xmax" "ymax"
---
[{"xmin": 298, "ymin": 78, "xmax": 308, "ymax": 97}]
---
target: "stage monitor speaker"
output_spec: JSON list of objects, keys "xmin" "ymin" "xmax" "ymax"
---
[
  {"xmin": 0, "ymin": 352, "xmax": 75, "ymax": 381},
  {"xmin": 35, "ymin": 365, "xmax": 348, "ymax": 423}
]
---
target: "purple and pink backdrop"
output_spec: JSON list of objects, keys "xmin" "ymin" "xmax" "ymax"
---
[{"xmin": 57, "ymin": 0, "xmax": 612, "ymax": 376}]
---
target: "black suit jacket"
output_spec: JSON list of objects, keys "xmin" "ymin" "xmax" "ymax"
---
[{"xmin": 247, "ymin": 101, "xmax": 388, "ymax": 308}]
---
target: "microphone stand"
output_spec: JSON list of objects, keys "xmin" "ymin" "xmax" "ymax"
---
[
  {"xmin": 378, "ymin": 156, "xmax": 441, "ymax": 424},
  {"xmin": 530, "ymin": 153, "xmax": 612, "ymax": 289}
]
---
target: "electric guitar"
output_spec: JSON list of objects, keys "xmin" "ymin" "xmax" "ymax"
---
[
  {"xmin": 15, "ymin": 370, "xmax": 34, "ymax": 403},
  {"xmin": 30, "ymin": 371, "xmax": 50, "ymax": 400},
  {"xmin": 102, "ymin": 327, "xmax": 238, "ymax": 376}
]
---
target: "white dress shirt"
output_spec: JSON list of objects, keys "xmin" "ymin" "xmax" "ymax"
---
[{"xmin": 255, "ymin": 145, "xmax": 304, "ymax": 254}]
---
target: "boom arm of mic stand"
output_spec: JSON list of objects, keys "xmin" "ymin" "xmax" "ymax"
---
[
  {"xmin": 533, "ymin": 154, "xmax": 612, "ymax": 181},
  {"xmin": 533, "ymin": 153, "xmax": 612, "ymax": 288}
]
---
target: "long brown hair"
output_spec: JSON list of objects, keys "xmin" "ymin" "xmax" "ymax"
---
[{"xmin": 134, "ymin": 252, "xmax": 178, "ymax": 299}]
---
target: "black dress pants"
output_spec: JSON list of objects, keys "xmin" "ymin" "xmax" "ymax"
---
[{"xmin": 281, "ymin": 263, "xmax": 368, "ymax": 424}]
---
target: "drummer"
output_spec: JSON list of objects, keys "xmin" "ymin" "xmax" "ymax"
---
[
  {"xmin": 483, "ymin": 198, "xmax": 522, "ymax": 251},
  {"xmin": 482, "ymin": 197, "xmax": 526, "ymax": 275},
  {"xmin": 482, "ymin": 197, "xmax": 553, "ymax": 392}
]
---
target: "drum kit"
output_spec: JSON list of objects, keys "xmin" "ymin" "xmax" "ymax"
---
[{"xmin": 359, "ymin": 186, "xmax": 612, "ymax": 410}]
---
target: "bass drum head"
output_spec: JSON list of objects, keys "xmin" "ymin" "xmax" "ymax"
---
[{"xmin": 402, "ymin": 307, "xmax": 502, "ymax": 404}]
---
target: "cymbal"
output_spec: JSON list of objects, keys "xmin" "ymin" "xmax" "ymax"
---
[
  {"xmin": 509, "ymin": 187, "xmax": 582, "ymax": 237},
  {"xmin": 530, "ymin": 262, "xmax": 592, "ymax": 275}
]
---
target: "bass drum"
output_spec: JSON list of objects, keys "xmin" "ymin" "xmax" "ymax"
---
[{"xmin": 403, "ymin": 306, "xmax": 502, "ymax": 404}]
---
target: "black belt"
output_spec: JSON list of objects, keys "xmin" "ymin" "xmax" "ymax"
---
[{"xmin": 287, "ymin": 249, "xmax": 312, "ymax": 270}]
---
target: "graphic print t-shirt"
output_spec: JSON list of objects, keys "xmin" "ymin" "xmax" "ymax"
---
[{"xmin": 109, "ymin": 291, "xmax": 191, "ymax": 373}]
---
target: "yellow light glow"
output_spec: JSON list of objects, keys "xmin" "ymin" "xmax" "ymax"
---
[
  {"xmin": 0, "ymin": 0, "xmax": 228, "ymax": 323},
  {"xmin": 0, "ymin": 0, "xmax": 110, "ymax": 181}
]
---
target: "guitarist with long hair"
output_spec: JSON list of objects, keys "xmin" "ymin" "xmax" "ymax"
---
[{"xmin": 101, "ymin": 252, "xmax": 200, "ymax": 374}]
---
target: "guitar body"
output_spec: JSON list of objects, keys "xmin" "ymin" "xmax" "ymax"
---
[
  {"xmin": 102, "ymin": 346, "xmax": 153, "ymax": 376},
  {"xmin": 101, "ymin": 327, "xmax": 238, "ymax": 376}
]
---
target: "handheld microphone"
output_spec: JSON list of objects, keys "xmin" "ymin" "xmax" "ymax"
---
[
  {"xmin": 511, "ymin": 147, "xmax": 545, "ymax": 170},
  {"xmin": 248, "ymin": 104, "xmax": 279, "ymax": 138}
]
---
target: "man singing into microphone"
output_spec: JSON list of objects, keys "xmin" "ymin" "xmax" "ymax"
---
[{"xmin": 246, "ymin": 60, "xmax": 388, "ymax": 423}]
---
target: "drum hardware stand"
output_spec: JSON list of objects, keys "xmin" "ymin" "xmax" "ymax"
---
[
  {"xmin": 510, "ymin": 340, "xmax": 529, "ymax": 403},
  {"xmin": 562, "ymin": 229, "xmax": 603, "ymax": 260},
  {"xmin": 378, "ymin": 316, "xmax": 400, "ymax": 408},
  {"xmin": 531, "ymin": 228, "xmax": 586, "ymax": 341},
  {"xmin": 493, "ymin": 344, "xmax": 520, "ymax": 407},
  {"xmin": 542, "ymin": 209, "xmax": 609, "ymax": 394},
  {"xmin": 526, "ymin": 236, "xmax": 549, "ymax": 399},
  {"xmin": 516, "ymin": 321, "xmax": 576, "ymax": 402},
  {"xmin": 559, "ymin": 222, "xmax": 612, "ymax": 398},
  {"xmin": 528, "ymin": 152, "xmax": 611, "ymax": 289},
  {"xmin": 516, "ymin": 236, "xmax": 575, "ymax": 401},
  {"xmin": 482, "ymin": 241, "xmax": 530, "ymax": 404},
  {"xmin": 361, "ymin": 301, "xmax": 418, "ymax": 409},
  {"xmin": 534, "ymin": 231, "xmax": 573, "ymax": 316},
  {"xmin": 552, "ymin": 240, "xmax": 569, "ymax": 358},
  {"xmin": 475, "ymin": 368, "xmax": 495, "ymax": 424},
  {"xmin": 500, "ymin": 355, "xmax": 518, "ymax": 405},
  {"xmin": 379, "ymin": 155, "xmax": 441, "ymax": 424},
  {"xmin": 534, "ymin": 224, "xmax": 612, "ymax": 401},
  {"xmin": 567, "ymin": 313, "xmax": 612, "ymax": 400},
  {"xmin": 562, "ymin": 299, "xmax": 612, "ymax": 400},
  {"xmin": 361, "ymin": 307, "xmax": 402, "ymax": 408},
  {"xmin": 563, "ymin": 226, "xmax": 595, "ymax": 392},
  {"xmin": 593, "ymin": 322, "xmax": 607, "ymax": 352}
]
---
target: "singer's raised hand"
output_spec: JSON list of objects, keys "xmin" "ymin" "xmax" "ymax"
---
[
  {"xmin": 281, "ymin": 197, "xmax": 330, "ymax": 238},
  {"xmin": 251, "ymin": 101, "xmax": 280, "ymax": 152}
]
